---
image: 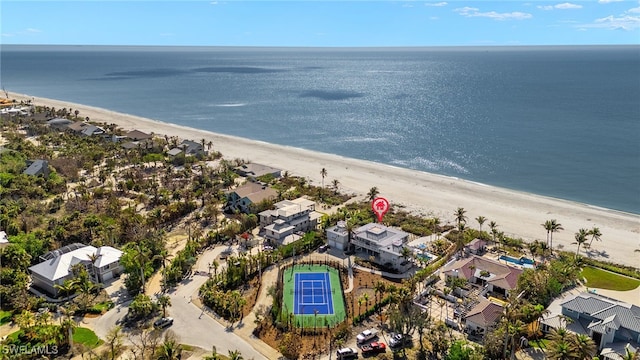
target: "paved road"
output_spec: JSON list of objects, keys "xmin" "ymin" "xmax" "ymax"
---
[{"xmin": 87, "ymin": 245, "xmax": 268, "ymax": 360}]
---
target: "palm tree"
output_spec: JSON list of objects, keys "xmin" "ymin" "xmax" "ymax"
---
[
  {"xmin": 227, "ymin": 350, "xmax": 244, "ymax": 360},
  {"xmin": 400, "ymin": 246, "xmax": 413, "ymax": 264},
  {"xmin": 475, "ymin": 215, "xmax": 486, "ymax": 233},
  {"xmin": 587, "ymin": 227, "xmax": 602, "ymax": 249},
  {"xmin": 367, "ymin": 186, "xmax": 380, "ymax": 201},
  {"xmin": 373, "ymin": 281, "xmax": 386, "ymax": 309},
  {"xmin": 158, "ymin": 295, "xmax": 171, "ymax": 318},
  {"xmin": 54, "ymin": 280, "xmax": 79, "ymax": 303},
  {"xmin": 572, "ymin": 333, "xmax": 596, "ymax": 359},
  {"xmin": 454, "ymin": 207, "xmax": 467, "ymax": 228},
  {"xmin": 158, "ymin": 333, "xmax": 182, "ymax": 360},
  {"xmin": 320, "ymin": 168, "xmax": 327, "ymax": 189},
  {"xmin": 332, "ymin": 179, "xmax": 340, "ymax": 194},
  {"xmin": 573, "ymin": 228, "xmax": 589, "ymax": 258},
  {"xmin": 543, "ymin": 219, "xmax": 564, "ymax": 255},
  {"xmin": 621, "ymin": 346, "xmax": 639, "ymax": 360},
  {"xmin": 489, "ymin": 221, "xmax": 498, "ymax": 247},
  {"xmin": 86, "ymin": 252, "xmax": 102, "ymax": 283}
]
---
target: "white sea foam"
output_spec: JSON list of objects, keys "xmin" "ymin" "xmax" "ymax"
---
[{"xmin": 211, "ymin": 103, "xmax": 247, "ymax": 107}]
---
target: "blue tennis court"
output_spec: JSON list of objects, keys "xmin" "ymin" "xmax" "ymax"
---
[{"xmin": 293, "ymin": 272, "xmax": 335, "ymax": 315}]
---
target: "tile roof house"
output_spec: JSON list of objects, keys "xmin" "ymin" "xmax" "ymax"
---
[
  {"xmin": 225, "ymin": 182, "xmax": 278, "ymax": 214},
  {"xmin": 441, "ymin": 255, "xmax": 523, "ymax": 297},
  {"xmin": 259, "ymin": 198, "xmax": 321, "ymax": 243},
  {"xmin": 541, "ymin": 293, "xmax": 640, "ymax": 358},
  {"xmin": 23, "ymin": 159, "xmax": 49, "ymax": 177},
  {"xmin": 465, "ymin": 238, "xmax": 487, "ymax": 255},
  {"xmin": 349, "ymin": 223, "xmax": 412, "ymax": 272},
  {"xmin": 464, "ymin": 297, "xmax": 505, "ymax": 335},
  {"xmin": 28, "ymin": 243, "xmax": 123, "ymax": 297}
]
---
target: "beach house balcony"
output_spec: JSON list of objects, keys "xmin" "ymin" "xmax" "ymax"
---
[{"xmin": 351, "ymin": 223, "xmax": 411, "ymax": 272}]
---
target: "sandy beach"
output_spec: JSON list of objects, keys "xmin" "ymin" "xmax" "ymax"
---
[{"xmin": 8, "ymin": 92, "xmax": 640, "ymax": 268}]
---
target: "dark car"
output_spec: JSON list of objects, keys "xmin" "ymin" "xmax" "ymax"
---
[{"xmin": 153, "ymin": 317, "xmax": 174, "ymax": 329}]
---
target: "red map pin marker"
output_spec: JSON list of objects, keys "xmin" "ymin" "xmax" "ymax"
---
[{"xmin": 372, "ymin": 197, "xmax": 390, "ymax": 223}]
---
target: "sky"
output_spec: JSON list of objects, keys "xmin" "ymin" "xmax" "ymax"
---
[{"xmin": 1, "ymin": 1, "xmax": 639, "ymax": 47}]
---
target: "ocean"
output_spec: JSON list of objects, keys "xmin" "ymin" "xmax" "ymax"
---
[{"xmin": 1, "ymin": 45, "xmax": 639, "ymax": 214}]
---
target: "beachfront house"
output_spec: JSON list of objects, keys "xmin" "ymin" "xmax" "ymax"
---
[
  {"xmin": 234, "ymin": 163, "xmax": 282, "ymax": 181},
  {"xmin": 47, "ymin": 118, "xmax": 74, "ymax": 130},
  {"xmin": 350, "ymin": 223, "xmax": 412, "ymax": 272},
  {"xmin": 28, "ymin": 243, "xmax": 123, "ymax": 297},
  {"xmin": 124, "ymin": 130, "xmax": 153, "ymax": 141},
  {"xmin": 541, "ymin": 293, "xmax": 640, "ymax": 359},
  {"xmin": 326, "ymin": 221, "xmax": 350, "ymax": 251},
  {"xmin": 65, "ymin": 121, "xmax": 105, "ymax": 137},
  {"xmin": 225, "ymin": 182, "xmax": 278, "ymax": 214},
  {"xmin": 259, "ymin": 198, "xmax": 321, "ymax": 244},
  {"xmin": 441, "ymin": 255, "xmax": 523, "ymax": 298},
  {"xmin": 23, "ymin": 159, "xmax": 49, "ymax": 177},
  {"xmin": 168, "ymin": 140, "xmax": 206, "ymax": 157}
]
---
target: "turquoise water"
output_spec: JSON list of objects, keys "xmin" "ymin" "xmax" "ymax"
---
[
  {"xmin": 499, "ymin": 255, "xmax": 536, "ymax": 268},
  {"xmin": 2, "ymin": 45, "xmax": 638, "ymax": 213}
]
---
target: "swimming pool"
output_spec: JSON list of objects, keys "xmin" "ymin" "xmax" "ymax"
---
[{"xmin": 499, "ymin": 255, "xmax": 536, "ymax": 268}]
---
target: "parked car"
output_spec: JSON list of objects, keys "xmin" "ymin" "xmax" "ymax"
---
[
  {"xmin": 361, "ymin": 341, "xmax": 386, "ymax": 355},
  {"xmin": 336, "ymin": 347, "xmax": 358, "ymax": 359},
  {"xmin": 389, "ymin": 333, "xmax": 410, "ymax": 349},
  {"xmin": 153, "ymin": 317, "xmax": 174, "ymax": 329},
  {"xmin": 356, "ymin": 329, "xmax": 378, "ymax": 344}
]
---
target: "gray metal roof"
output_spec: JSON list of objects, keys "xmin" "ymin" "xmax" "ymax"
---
[
  {"xmin": 562, "ymin": 293, "xmax": 640, "ymax": 334},
  {"xmin": 561, "ymin": 294, "xmax": 614, "ymax": 315},
  {"xmin": 23, "ymin": 160, "xmax": 48, "ymax": 176}
]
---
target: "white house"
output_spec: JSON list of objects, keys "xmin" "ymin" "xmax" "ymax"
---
[
  {"xmin": 326, "ymin": 221, "xmax": 350, "ymax": 251},
  {"xmin": 29, "ymin": 243, "xmax": 123, "ymax": 297},
  {"xmin": 350, "ymin": 223, "xmax": 412, "ymax": 272},
  {"xmin": 259, "ymin": 198, "xmax": 321, "ymax": 243}
]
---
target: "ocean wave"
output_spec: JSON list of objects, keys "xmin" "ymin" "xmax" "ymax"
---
[
  {"xmin": 341, "ymin": 136, "xmax": 390, "ymax": 143},
  {"xmin": 391, "ymin": 156, "xmax": 469, "ymax": 174},
  {"xmin": 210, "ymin": 103, "xmax": 247, "ymax": 107}
]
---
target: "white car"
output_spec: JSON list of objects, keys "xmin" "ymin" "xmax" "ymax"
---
[
  {"xmin": 356, "ymin": 328, "xmax": 378, "ymax": 344},
  {"xmin": 336, "ymin": 347, "xmax": 358, "ymax": 359}
]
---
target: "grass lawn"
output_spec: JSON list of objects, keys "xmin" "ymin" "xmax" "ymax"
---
[
  {"xmin": 529, "ymin": 339, "xmax": 548, "ymax": 349},
  {"xmin": 581, "ymin": 266, "xmax": 640, "ymax": 291},
  {"xmin": 73, "ymin": 327, "xmax": 103, "ymax": 348},
  {"xmin": 0, "ymin": 310, "xmax": 12, "ymax": 325},
  {"xmin": 89, "ymin": 301, "xmax": 114, "ymax": 314}
]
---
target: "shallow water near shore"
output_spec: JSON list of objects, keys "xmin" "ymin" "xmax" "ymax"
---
[{"xmin": 2, "ymin": 45, "xmax": 639, "ymax": 213}]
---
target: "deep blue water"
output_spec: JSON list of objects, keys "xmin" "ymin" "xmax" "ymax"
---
[{"xmin": 2, "ymin": 45, "xmax": 639, "ymax": 214}]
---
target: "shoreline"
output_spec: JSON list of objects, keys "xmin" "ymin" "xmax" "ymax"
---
[{"xmin": 7, "ymin": 91, "xmax": 640, "ymax": 268}]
